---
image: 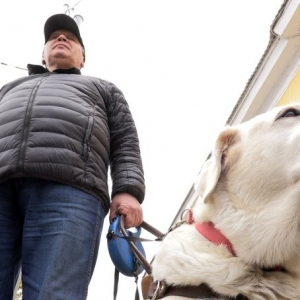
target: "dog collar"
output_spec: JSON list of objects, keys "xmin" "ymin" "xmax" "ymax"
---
[
  {"xmin": 189, "ymin": 211, "xmax": 284, "ymax": 272},
  {"xmin": 195, "ymin": 222, "xmax": 236, "ymax": 256}
]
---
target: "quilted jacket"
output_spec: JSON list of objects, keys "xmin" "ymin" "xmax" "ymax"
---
[{"xmin": 0, "ymin": 64, "xmax": 145, "ymax": 214}]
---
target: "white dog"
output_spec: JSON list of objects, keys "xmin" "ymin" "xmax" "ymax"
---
[{"xmin": 150, "ymin": 103, "xmax": 300, "ymax": 300}]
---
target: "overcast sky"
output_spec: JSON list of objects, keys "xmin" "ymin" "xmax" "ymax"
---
[{"xmin": 1, "ymin": 0, "xmax": 284, "ymax": 299}]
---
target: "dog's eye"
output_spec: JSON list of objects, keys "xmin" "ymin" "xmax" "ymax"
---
[
  {"xmin": 284, "ymin": 111, "xmax": 297, "ymax": 117},
  {"xmin": 276, "ymin": 108, "xmax": 300, "ymax": 120}
]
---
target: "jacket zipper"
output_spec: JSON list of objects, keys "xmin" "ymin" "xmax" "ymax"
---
[
  {"xmin": 17, "ymin": 75, "xmax": 49, "ymax": 175},
  {"xmin": 82, "ymin": 116, "xmax": 94, "ymax": 161}
]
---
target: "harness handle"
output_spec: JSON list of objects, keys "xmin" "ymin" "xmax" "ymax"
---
[
  {"xmin": 119, "ymin": 217, "xmax": 159, "ymax": 275},
  {"xmin": 140, "ymin": 221, "xmax": 165, "ymax": 240},
  {"xmin": 111, "ymin": 216, "xmax": 165, "ymax": 300}
]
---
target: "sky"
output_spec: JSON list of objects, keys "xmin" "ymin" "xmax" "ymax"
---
[{"xmin": 1, "ymin": 0, "xmax": 284, "ymax": 299}]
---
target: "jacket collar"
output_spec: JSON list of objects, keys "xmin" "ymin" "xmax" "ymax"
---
[{"xmin": 27, "ymin": 64, "xmax": 81, "ymax": 75}]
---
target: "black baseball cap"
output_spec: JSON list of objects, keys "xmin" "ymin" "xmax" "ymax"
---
[{"xmin": 44, "ymin": 14, "xmax": 85, "ymax": 59}]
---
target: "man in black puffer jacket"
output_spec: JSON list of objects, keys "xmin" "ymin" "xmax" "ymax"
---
[{"xmin": 0, "ymin": 14, "xmax": 145, "ymax": 300}]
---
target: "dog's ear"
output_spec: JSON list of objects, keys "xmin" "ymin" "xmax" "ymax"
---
[{"xmin": 195, "ymin": 127, "xmax": 238, "ymax": 203}]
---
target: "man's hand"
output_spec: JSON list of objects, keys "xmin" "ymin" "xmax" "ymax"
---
[{"xmin": 110, "ymin": 193, "xmax": 143, "ymax": 228}]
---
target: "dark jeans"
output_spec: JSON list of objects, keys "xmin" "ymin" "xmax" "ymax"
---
[{"xmin": 0, "ymin": 178, "xmax": 105, "ymax": 300}]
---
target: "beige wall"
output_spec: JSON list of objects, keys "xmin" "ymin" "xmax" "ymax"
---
[{"xmin": 277, "ymin": 68, "xmax": 300, "ymax": 106}]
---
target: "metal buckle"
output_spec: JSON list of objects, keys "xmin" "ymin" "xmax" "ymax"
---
[
  {"xmin": 151, "ymin": 280, "xmax": 167, "ymax": 300},
  {"xmin": 168, "ymin": 220, "xmax": 186, "ymax": 233}
]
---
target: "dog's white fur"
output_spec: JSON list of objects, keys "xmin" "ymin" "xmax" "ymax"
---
[{"xmin": 152, "ymin": 103, "xmax": 300, "ymax": 300}]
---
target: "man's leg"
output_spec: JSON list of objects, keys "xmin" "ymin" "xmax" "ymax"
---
[
  {"xmin": 18, "ymin": 178, "xmax": 105, "ymax": 300},
  {"xmin": 0, "ymin": 179, "xmax": 22, "ymax": 300}
]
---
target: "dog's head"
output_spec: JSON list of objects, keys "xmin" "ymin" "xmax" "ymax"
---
[{"xmin": 194, "ymin": 103, "xmax": 300, "ymax": 269}]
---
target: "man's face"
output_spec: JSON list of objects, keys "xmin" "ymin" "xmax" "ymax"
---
[{"xmin": 43, "ymin": 29, "xmax": 84, "ymax": 71}]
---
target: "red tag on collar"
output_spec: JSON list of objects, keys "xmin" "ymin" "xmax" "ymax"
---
[{"xmin": 195, "ymin": 222, "xmax": 236, "ymax": 256}]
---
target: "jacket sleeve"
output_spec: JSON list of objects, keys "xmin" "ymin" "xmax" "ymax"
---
[{"xmin": 106, "ymin": 82, "xmax": 145, "ymax": 203}]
